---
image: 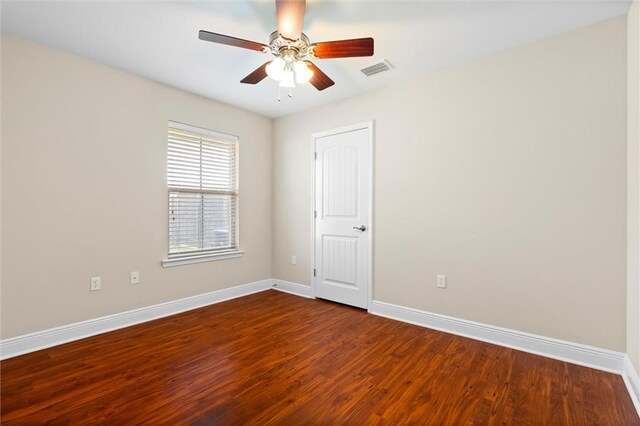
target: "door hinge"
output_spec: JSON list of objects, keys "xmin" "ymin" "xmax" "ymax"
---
[
  {"xmin": 314, "ymin": 210, "xmax": 317, "ymax": 219},
  {"xmin": 313, "ymin": 268, "xmax": 316, "ymax": 277},
  {"xmin": 314, "ymin": 152, "xmax": 318, "ymax": 160}
]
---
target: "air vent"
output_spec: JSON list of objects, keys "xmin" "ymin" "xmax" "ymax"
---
[{"xmin": 360, "ymin": 60, "xmax": 394, "ymax": 77}]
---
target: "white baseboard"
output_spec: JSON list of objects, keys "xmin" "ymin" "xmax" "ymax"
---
[
  {"xmin": 623, "ymin": 355, "xmax": 640, "ymax": 416},
  {"xmin": 271, "ymin": 279, "xmax": 313, "ymax": 298},
  {"xmin": 0, "ymin": 279, "xmax": 630, "ymax": 385},
  {"xmin": 369, "ymin": 300, "xmax": 625, "ymax": 374},
  {"xmin": 0, "ymin": 279, "xmax": 273, "ymax": 360}
]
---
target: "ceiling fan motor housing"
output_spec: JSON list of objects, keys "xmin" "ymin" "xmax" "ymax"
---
[{"xmin": 268, "ymin": 31, "xmax": 314, "ymax": 60}]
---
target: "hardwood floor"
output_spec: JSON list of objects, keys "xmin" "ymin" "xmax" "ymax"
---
[{"xmin": 1, "ymin": 290, "xmax": 638, "ymax": 425}]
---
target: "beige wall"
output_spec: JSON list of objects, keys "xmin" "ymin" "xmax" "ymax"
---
[
  {"xmin": 273, "ymin": 17, "xmax": 628, "ymax": 351},
  {"xmin": 1, "ymin": 34, "xmax": 273, "ymax": 338},
  {"xmin": 628, "ymin": 1, "xmax": 640, "ymax": 372},
  {"xmin": 1, "ymin": 16, "xmax": 632, "ymax": 354}
]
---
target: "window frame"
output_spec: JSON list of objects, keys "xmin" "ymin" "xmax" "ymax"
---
[{"xmin": 162, "ymin": 121, "xmax": 243, "ymax": 268}]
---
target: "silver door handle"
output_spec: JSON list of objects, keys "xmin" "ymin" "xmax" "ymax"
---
[{"xmin": 353, "ymin": 225, "xmax": 367, "ymax": 232}]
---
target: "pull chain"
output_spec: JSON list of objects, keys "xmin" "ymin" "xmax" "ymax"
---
[{"xmin": 277, "ymin": 85, "xmax": 295, "ymax": 101}]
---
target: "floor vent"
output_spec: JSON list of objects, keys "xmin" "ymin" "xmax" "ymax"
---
[{"xmin": 360, "ymin": 60, "xmax": 394, "ymax": 77}]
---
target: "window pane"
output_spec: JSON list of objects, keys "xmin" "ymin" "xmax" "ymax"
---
[
  {"xmin": 169, "ymin": 192, "xmax": 203, "ymax": 254},
  {"xmin": 168, "ymin": 129, "xmax": 237, "ymax": 192},
  {"xmin": 202, "ymin": 194, "xmax": 236, "ymax": 249}
]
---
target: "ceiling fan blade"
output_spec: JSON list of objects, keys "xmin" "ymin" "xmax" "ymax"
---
[
  {"xmin": 199, "ymin": 30, "xmax": 268, "ymax": 52},
  {"xmin": 304, "ymin": 61, "xmax": 334, "ymax": 91},
  {"xmin": 240, "ymin": 62, "xmax": 271, "ymax": 84},
  {"xmin": 312, "ymin": 38, "xmax": 374, "ymax": 59},
  {"xmin": 276, "ymin": 0, "xmax": 306, "ymax": 41}
]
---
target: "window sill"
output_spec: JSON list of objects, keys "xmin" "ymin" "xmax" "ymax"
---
[{"xmin": 161, "ymin": 250, "xmax": 244, "ymax": 268}]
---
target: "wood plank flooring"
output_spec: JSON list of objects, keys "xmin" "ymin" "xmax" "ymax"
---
[{"xmin": 1, "ymin": 290, "xmax": 638, "ymax": 425}]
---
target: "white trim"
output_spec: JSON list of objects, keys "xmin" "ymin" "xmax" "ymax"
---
[
  {"xmin": 367, "ymin": 121, "xmax": 375, "ymax": 310},
  {"xmin": 623, "ymin": 355, "xmax": 640, "ymax": 416},
  {"xmin": 311, "ymin": 121, "xmax": 374, "ymax": 140},
  {"xmin": 310, "ymin": 121, "xmax": 374, "ymax": 309},
  {"xmin": 271, "ymin": 280, "xmax": 313, "ymax": 298},
  {"xmin": 369, "ymin": 300, "xmax": 625, "ymax": 374},
  {"xmin": 310, "ymin": 128, "xmax": 317, "ymax": 299},
  {"xmin": 0, "ymin": 279, "xmax": 271, "ymax": 360},
  {"xmin": 168, "ymin": 120, "xmax": 239, "ymax": 143},
  {"xmin": 161, "ymin": 250, "xmax": 244, "ymax": 268}
]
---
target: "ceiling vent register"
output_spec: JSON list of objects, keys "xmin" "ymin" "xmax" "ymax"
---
[{"xmin": 360, "ymin": 60, "xmax": 394, "ymax": 76}]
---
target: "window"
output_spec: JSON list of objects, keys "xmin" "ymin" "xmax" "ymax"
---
[{"xmin": 163, "ymin": 121, "xmax": 240, "ymax": 266}]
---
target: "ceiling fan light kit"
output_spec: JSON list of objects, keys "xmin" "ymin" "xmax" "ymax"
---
[
  {"xmin": 198, "ymin": 0, "xmax": 374, "ymax": 101},
  {"xmin": 264, "ymin": 31, "xmax": 315, "ymax": 100}
]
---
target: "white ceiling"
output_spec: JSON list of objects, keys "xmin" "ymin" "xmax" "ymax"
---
[{"xmin": 1, "ymin": 0, "xmax": 631, "ymax": 118}]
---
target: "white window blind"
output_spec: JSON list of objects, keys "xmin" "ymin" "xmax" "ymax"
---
[{"xmin": 167, "ymin": 122, "xmax": 238, "ymax": 258}]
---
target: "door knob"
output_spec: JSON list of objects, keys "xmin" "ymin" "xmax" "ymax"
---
[{"xmin": 353, "ymin": 225, "xmax": 367, "ymax": 232}]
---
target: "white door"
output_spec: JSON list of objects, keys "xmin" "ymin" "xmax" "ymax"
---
[{"xmin": 314, "ymin": 124, "xmax": 371, "ymax": 309}]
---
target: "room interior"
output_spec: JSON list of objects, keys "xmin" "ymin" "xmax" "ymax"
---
[{"xmin": 1, "ymin": 0, "xmax": 639, "ymax": 423}]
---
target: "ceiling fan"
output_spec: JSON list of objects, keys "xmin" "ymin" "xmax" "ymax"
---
[{"xmin": 198, "ymin": 0, "xmax": 374, "ymax": 98}]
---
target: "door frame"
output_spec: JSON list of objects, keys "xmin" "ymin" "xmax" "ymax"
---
[{"xmin": 310, "ymin": 121, "xmax": 374, "ymax": 311}]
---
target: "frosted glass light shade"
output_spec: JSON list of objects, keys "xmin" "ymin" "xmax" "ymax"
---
[
  {"xmin": 294, "ymin": 61, "xmax": 313, "ymax": 83},
  {"xmin": 266, "ymin": 58, "xmax": 285, "ymax": 81}
]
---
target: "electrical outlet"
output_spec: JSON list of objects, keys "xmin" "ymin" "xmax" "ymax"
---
[
  {"xmin": 291, "ymin": 255, "xmax": 297, "ymax": 265},
  {"xmin": 437, "ymin": 274, "xmax": 447, "ymax": 289},
  {"xmin": 130, "ymin": 271, "xmax": 140, "ymax": 285},
  {"xmin": 90, "ymin": 276, "xmax": 101, "ymax": 292}
]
